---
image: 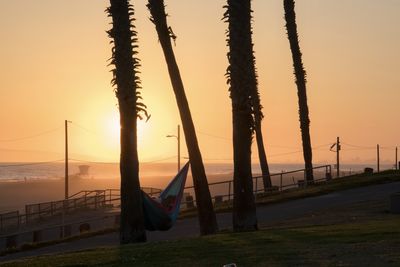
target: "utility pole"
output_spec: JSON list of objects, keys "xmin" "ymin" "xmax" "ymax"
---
[
  {"xmin": 396, "ymin": 146, "xmax": 398, "ymax": 170},
  {"xmin": 336, "ymin": 136, "xmax": 341, "ymax": 178},
  {"xmin": 65, "ymin": 120, "xmax": 71, "ymax": 199},
  {"xmin": 377, "ymin": 144, "xmax": 380, "ymax": 173}
]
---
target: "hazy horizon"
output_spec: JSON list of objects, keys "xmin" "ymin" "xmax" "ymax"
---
[{"xmin": 0, "ymin": 0, "xmax": 399, "ymax": 165}]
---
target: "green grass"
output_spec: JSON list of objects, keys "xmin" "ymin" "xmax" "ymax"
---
[
  {"xmin": 0, "ymin": 228, "xmax": 117, "ymax": 257},
  {"xmin": 180, "ymin": 170, "xmax": 400, "ymax": 217},
  {"xmin": 256, "ymin": 170, "xmax": 400, "ymax": 205},
  {"xmin": 2, "ymin": 171, "xmax": 399, "ymax": 259},
  {"xmin": 2, "ymin": 216, "xmax": 400, "ymax": 267}
]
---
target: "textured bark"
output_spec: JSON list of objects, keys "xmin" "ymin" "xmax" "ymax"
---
[
  {"xmin": 284, "ymin": 0, "xmax": 314, "ymax": 181},
  {"xmin": 232, "ymin": 111, "xmax": 258, "ymax": 231},
  {"xmin": 250, "ymin": 44, "xmax": 271, "ymax": 189},
  {"xmin": 107, "ymin": 0, "xmax": 146, "ymax": 243},
  {"xmin": 224, "ymin": 0, "xmax": 258, "ymax": 231},
  {"xmin": 255, "ymin": 120, "xmax": 272, "ymax": 189},
  {"xmin": 147, "ymin": 0, "xmax": 218, "ymax": 235}
]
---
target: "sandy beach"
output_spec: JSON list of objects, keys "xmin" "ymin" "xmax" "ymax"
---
[
  {"xmin": 0, "ymin": 178, "xmax": 122, "ymax": 212},
  {"xmin": 0, "ymin": 170, "xmax": 320, "ymax": 214},
  {"xmin": 0, "ymin": 172, "xmax": 237, "ymax": 213}
]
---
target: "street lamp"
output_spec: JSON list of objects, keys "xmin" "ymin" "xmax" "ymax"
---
[{"xmin": 167, "ymin": 125, "xmax": 180, "ymax": 172}]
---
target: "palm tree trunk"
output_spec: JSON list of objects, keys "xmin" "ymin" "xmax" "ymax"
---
[
  {"xmin": 255, "ymin": 119, "xmax": 272, "ymax": 189},
  {"xmin": 284, "ymin": 0, "xmax": 314, "ymax": 182},
  {"xmin": 147, "ymin": 0, "xmax": 218, "ymax": 235},
  {"xmin": 107, "ymin": 0, "xmax": 147, "ymax": 243},
  {"xmin": 119, "ymin": 105, "xmax": 146, "ymax": 243},
  {"xmin": 224, "ymin": 0, "xmax": 258, "ymax": 231},
  {"xmin": 232, "ymin": 111, "xmax": 258, "ymax": 231}
]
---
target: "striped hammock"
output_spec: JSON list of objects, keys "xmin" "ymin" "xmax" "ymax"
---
[{"xmin": 142, "ymin": 162, "xmax": 190, "ymax": 231}]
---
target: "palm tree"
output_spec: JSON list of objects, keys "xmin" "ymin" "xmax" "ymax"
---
[
  {"xmin": 284, "ymin": 0, "xmax": 314, "ymax": 182},
  {"xmin": 106, "ymin": 0, "xmax": 148, "ymax": 243},
  {"xmin": 147, "ymin": 0, "xmax": 218, "ymax": 235},
  {"xmin": 251, "ymin": 63, "xmax": 272, "ymax": 190},
  {"xmin": 223, "ymin": 0, "xmax": 258, "ymax": 231}
]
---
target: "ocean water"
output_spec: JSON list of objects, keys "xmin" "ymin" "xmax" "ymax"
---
[
  {"xmin": 0, "ymin": 161, "xmax": 393, "ymax": 183},
  {"xmin": 0, "ymin": 161, "xmax": 395, "ymax": 212}
]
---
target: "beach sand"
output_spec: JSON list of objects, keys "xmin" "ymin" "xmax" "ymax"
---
[
  {"xmin": 0, "ymin": 172, "xmax": 236, "ymax": 213},
  {"xmin": 0, "ymin": 170, "xmax": 321, "ymax": 214},
  {"xmin": 0, "ymin": 178, "xmax": 122, "ymax": 212}
]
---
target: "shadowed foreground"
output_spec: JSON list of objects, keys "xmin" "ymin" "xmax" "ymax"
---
[
  {"xmin": 1, "ymin": 178, "xmax": 400, "ymax": 266},
  {"xmin": 1, "ymin": 215, "xmax": 399, "ymax": 266}
]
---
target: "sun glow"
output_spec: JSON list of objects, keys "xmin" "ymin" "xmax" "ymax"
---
[
  {"xmin": 104, "ymin": 109, "xmax": 120, "ymax": 144},
  {"xmin": 104, "ymin": 108, "xmax": 148, "ymax": 149}
]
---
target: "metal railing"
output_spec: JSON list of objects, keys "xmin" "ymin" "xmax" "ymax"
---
[
  {"xmin": 0, "ymin": 213, "xmax": 120, "ymax": 252},
  {"xmin": 0, "ymin": 165, "xmax": 336, "ymax": 252},
  {"xmin": 181, "ymin": 165, "xmax": 332, "ymax": 208},
  {"xmin": 0, "ymin": 187, "xmax": 161, "ymax": 235},
  {"xmin": 0, "ymin": 211, "xmax": 20, "ymax": 233}
]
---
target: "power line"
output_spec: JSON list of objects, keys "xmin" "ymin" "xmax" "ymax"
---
[
  {"xmin": 312, "ymin": 143, "xmax": 334, "ymax": 149},
  {"xmin": 0, "ymin": 159, "xmax": 64, "ymax": 168},
  {"xmin": 0, "ymin": 147, "xmax": 63, "ymax": 155},
  {"xmin": 69, "ymin": 158, "xmax": 117, "ymax": 164},
  {"xmin": 197, "ymin": 130, "xmax": 334, "ymax": 151},
  {"xmin": 341, "ymin": 148, "xmax": 375, "ymax": 151},
  {"xmin": 380, "ymin": 146, "xmax": 396, "ymax": 150},
  {"xmin": 143, "ymin": 156, "xmax": 177, "ymax": 163},
  {"xmin": 70, "ymin": 122, "xmax": 98, "ymax": 136},
  {"xmin": 200, "ymin": 142, "xmax": 334, "ymax": 161},
  {"xmin": 268, "ymin": 150, "xmax": 303, "ymax": 158},
  {"xmin": 197, "ymin": 131, "xmax": 231, "ymax": 141},
  {"xmin": 341, "ymin": 142, "xmax": 375, "ymax": 149},
  {"xmin": 0, "ymin": 126, "xmax": 62, "ymax": 142},
  {"xmin": 69, "ymin": 155, "xmax": 178, "ymax": 165}
]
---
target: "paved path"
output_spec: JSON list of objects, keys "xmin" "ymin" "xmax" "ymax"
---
[{"xmin": 1, "ymin": 182, "xmax": 399, "ymax": 263}]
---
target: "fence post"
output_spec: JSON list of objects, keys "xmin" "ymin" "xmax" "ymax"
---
[
  {"xmin": 6, "ymin": 235, "xmax": 17, "ymax": 249},
  {"xmin": 304, "ymin": 170, "xmax": 307, "ymax": 187},
  {"xmin": 64, "ymin": 224, "xmax": 72, "ymax": 238},
  {"xmin": 25, "ymin": 205, "xmax": 29, "ymax": 224},
  {"xmin": 33, "ymin": 230, "xmax": 42, "ymax": 243},
  {"xmin": 254, "ymin": 177, "xmax": 258, "ymax": 202},
  {"xmin": 228, "ymin": 181, "xmax": 231, "ymax": 201},
  {"xmin": 38, "ymin": 204, "xmax": 42, "ymax": 220},
  {"xmin": 114, "ymin": 214, "xmax": 120, "ymax": 227}
]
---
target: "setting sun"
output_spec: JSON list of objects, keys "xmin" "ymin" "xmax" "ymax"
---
[
  {"xmin": 104, "ymin": 109, "xmax": 120, "ymax": 145},
  {"xmin": 103, "ymin": 107, "xmax": 149, "ymax": 151},
  {"xmin": 0, "ymin": 0, "xmax": 400, "ymax": 263}
]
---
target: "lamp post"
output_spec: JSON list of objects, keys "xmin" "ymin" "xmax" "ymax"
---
[{"xmin": 167, "ymin": 125, "xmax": 180, "ymax": 172}]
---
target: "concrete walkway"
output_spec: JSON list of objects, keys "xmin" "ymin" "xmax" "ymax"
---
[{"xmin": 1, "ymin": 181, "xmax": 399, "ymax": 263}]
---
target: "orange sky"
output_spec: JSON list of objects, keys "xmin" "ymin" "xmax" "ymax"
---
[{"xmin": 0, "ymin": 0, "xmax": 399, "ymax": 165}]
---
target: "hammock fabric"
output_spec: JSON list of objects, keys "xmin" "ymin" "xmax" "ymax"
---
[{"xmin": 142, "ymin": 162, "xmax": 190, "ymax": 231}]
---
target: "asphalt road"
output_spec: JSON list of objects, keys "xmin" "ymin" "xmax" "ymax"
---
[{"xmin": 1, "ymin": 181, "xmax": 399, "ymax": 263}]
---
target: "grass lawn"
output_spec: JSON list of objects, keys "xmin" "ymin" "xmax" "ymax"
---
[
  {"xmin": 2, "ymin": 215, "xmax": 400, "ymax": 267},
  {"xmin": 1, "ymin": 171, "xmax": 399, "ymax": 266},
  {"xmin": 256, "ymin": 170, "xmax": 400, "ymax": 205},
  {"xmin": 181, "ymin": 170, "xmax": 400, "ymax": 217}
]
